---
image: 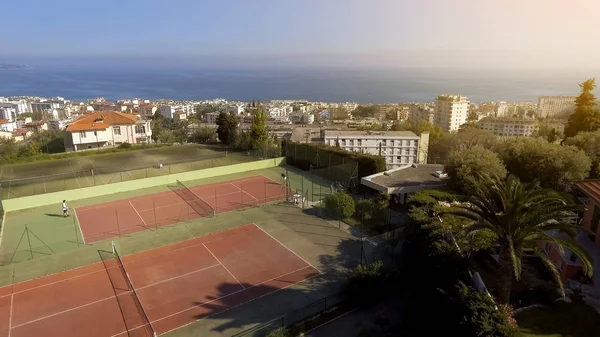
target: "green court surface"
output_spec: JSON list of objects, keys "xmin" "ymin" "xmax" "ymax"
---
[
  {"xmin": 0, "ymin": 163, "xmax": 365, "ymax": 337},
  {"xmin": 0, "ymin": 145, "xmax": 259, "ymax": 199}
]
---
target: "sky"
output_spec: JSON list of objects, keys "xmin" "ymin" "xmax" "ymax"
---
[{"xmin": 1, "ymin": 0, "xmax": 599, "ymax": 68}]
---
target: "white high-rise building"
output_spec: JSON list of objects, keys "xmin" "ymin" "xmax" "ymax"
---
[
  {"xmin": 496, "ymin": 101, "xmax": 508, "ymax": 117},
  {"xmin": 537, "ymin": 96, "xmax": 577, "ymax": 118},
  {"xmin": 435, "ymin": 94, "xmax": 470, "ymax": 132}
]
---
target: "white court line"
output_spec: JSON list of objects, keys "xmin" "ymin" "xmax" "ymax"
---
[
  {"xmin": 73, "ymin": 208, "xmax": 86, "ymax": 244},
  {"xmin": 0, "ymin": 225, "xmax": 262, "ymax": 300},
  {"xmin": 136, "ymin": 265, "xmax": 314, "ymax": 331},
  {"xmin": 229, "ymin": 182, "xmax": 258, "ymax": 201},
  {"xmin": 253, "ymin": 223, "xmax": 322, "ymax": 274},
  {"xmin": 8, "ymin": 293, "xmax": 14, "ymax": 337},
  {"xmin": 158, "ymin": 268, "xmax": 322, "ymax": 336},
  {"xmin": 135, "ymin": 264, "xmax": 220, "ymax": 292},
  {"xmin": 202, "ymin": 243, "xmax": 244, "ymax": 289},
  {"xmin": 11, "ymin": 263, "xmax": 222, "ymax": 330},
  {"xmin": 129, "ymin": 201, "xmax": 149, "ymax": 229},
  {"xmin": 0, "ymin": 209, "xmax": 7, "ymax": 249}
]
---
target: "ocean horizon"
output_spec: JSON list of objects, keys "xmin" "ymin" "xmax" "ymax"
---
[{"xmin": 0, "ymin": 65, "xmax": 598, "ymax": 104}]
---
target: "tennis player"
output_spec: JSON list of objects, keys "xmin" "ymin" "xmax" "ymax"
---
[{"xmin": 62, "ymin": 200, "xmax": 69, "ymax": 217}]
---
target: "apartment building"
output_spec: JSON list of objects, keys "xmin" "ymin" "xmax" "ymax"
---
[
  {"xmin": 323, "ymin": 130, "xmax": 430, "ymax": 169},
  {"xmin": 159, "ymin": 104, "xmax": 195, "ymax": 119},
  {"xmin": 63, "ymin": 111, "xmax": 152, "ymax": 151},
  {"xmin": 435, "ymin": 94, "xmax": 470, "ymax": 132},
  {"xmin": 537, "ymin": 96, "xmax": 576, "ymax": 118},
  {"xmin": 478, "ymin": 117, "xmax": 538, "ymax": 137}
]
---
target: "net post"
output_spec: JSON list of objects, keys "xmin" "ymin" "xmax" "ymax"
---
[
  {"xmin": 115, "ymin": 207, "xmax": 121, "ymax": 237},
  {"xmin": 73, "ymin": 209, "xmax": 80, "ymax": 248},
  {"xmin": 214, "ymin": 189, "xmax": 218, "ymax": 215},
  {"xmin": 264, "ymin": 179, "xmax": 267, "ymax": 206},
  {"xmin": 153, "ymin": 199, "xmax": 157, "ymax": 230}
]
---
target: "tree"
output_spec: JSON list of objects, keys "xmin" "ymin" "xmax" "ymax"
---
[
  {"xmin": 429, "ymin": 128, "xmax": 498, "ymax": 164},
  {"xmin": 215, "ymin": 112, "xmax": 239, "ymax": 146},
  {"xmin": 534, "ymin": 123, "xmax": 561, "ymax": 143},
  {"xmin": 565, "ymin": 78, "xmax": 599, "ymax": 137},
  {"xmin": 352, "ymin": 105, "xmax": 378, "ymax": 118},
  {"xmin": 355, "ymin": 193, "xmax": 390, "ymax": 233},
  {"xmin": 563, "ymin": 130, "xmax": 600, "ymax": 177},
  {"xmin": 189, "ymin": 127, "xmax": 217, "ymax": 144},
  {"xmin": 324, "ymin": 191, "xmax": 355, "ymax": 219},
  {"xmin": 467, "ymin": 110, "xmax": 479, "ymax": 121},
  {"xmin": 390, "ymin": 120, "xmax": 412, "ymax": 131},
  {"xmin": 442, "ymin": 175, "xmax": 593, "ymax": 304},
  {"xmin": 497, "ymin": 137, "xmax": 590, "ymax": 192},
  {"xmin": 249, "ymin": 105, "xmax": 269, "ymax": 151},
  {"xmin": 445, "ymin": 145, "xmax": 507, "ymax": 195}
]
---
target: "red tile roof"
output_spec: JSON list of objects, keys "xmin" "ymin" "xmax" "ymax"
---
[
  {"xmin": 66, "ymin": 111, "xmax": 138, "ymax": 132},
  {"xmin": 575, "ymin": 180, "xmax": 600, "ymax": 204},
  {"xmin": 0, "ymin": 119, "xmax": 9, "ymax": 124},
  {"xmin": 12, "ymin": 128, "xmax": 30, "ymax": 137}
]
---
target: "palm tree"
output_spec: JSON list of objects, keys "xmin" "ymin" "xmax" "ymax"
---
[{"xmin": 442, "ymin": 175, "xmax": 594, "ymax": 304}]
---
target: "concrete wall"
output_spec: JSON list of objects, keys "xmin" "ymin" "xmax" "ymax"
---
[{"xmin": 3, "ymin": 157, "xmax": 284, "ymax": 212}]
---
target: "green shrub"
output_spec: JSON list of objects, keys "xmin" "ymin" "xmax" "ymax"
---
[
  {"xmin": 345, "ymin": 261, "xmax": 392, "ymax": 307},
  {"xmin": 117, "ymin": 142, "xmax": 132, "ymax": 149},
  {"xmin": 324, "ymin": 191, "xmax": 355, "ymax": 219}
]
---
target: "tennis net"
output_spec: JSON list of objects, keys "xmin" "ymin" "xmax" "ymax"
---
[
  {"xmin": 111, "ymin": 242, "xmax": 157, "ymax": 337},
  {"xmin": 174, "ymin": 180, "xmax": 216, "ymax": 218}
]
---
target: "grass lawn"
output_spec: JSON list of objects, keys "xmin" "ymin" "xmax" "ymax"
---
[{"xmin": 516, "ymin": 299, "xmax": 600, "ymax": 337}]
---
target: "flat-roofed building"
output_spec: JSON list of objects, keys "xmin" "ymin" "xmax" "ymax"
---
[
  {"xmin": 323, "ymin": 130, "xmax": 429, "ymax": 169},
  {"xmin": 478, "ymin": 117, "xmax": 538, "ymax": 137}
]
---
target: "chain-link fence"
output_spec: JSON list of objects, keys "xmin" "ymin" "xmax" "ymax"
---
[
  {"xmin": 0, "ymin": 151, "xmax": 272, "ymax": 199},
  {"xmin": 284, "ymin": 142, "xmax": 358, "ymax": 189},
  {"xmin": 232, "ymin": 292, "xmax": 346, "ymax": 337}
]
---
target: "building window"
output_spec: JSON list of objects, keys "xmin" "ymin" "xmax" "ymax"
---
[
  {"xmin": 79, "ymin": 131, "xmax": 86, "ymax": 138},
  {"xmin": 94, "ymin": 131, "xmax": 97, "ymax": 136},
  {"xmin": 113, "ymin": 127, "xmax": 121, "ymax": 135},
  {"xmin": 135, "ymin": 125, "xmax": 146, "ymax": 134}
]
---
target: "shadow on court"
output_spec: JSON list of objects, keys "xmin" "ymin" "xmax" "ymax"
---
[{"xmin": 44, "ymin": 213, "xmax": 68, "ymax": 218}]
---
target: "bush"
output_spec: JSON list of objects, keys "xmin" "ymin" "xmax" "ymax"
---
[
  {"xmin": 117, "ymin": 142, "xmax": 132, "ymax": 149},
  {"xmin": 285, "ymin": 142, "xmax": 386, "ymax": 178},
  {"xmin": 324, "ymin": 191, "xmax": 355, "ymax": 219},
  {"xmin": 346, "ymin": 261, "xmax": 392, "ymax": 307}
]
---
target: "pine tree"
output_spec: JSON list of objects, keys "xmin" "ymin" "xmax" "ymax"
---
[
  {"xmin": 250, "ymin": 104, "xmax": 269, "ymax": 153},
  {"xmin": 565, "ymin": 78, "xmax": 599, "ymax": 138}
]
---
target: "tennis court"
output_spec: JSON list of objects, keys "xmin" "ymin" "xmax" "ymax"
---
[
  {"xmin": 74, "ymin": 176, "xmax": 291, "ymax": 243},
  {"xmin": 0, "ymin": 224, "xmax": 320, "ymax": 337}
]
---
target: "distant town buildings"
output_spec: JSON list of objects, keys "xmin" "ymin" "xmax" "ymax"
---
[
  {"xmin": 435, "ymin": 94, "xmax": 470, "ymax": 132},
  {"xmin": 323, "ymin": 130, "xmax": 429, "ymax": 169},
  {"xmin": 537, "ymin": 96, "xmax": 577, "ymax": 118},
  {"xmin": 495, "ymin": 101, "xmax": 508, "ymax": 117},
  {"xmin": 478, "ymin": 117, "xmax": 538, "ymax": 137}
]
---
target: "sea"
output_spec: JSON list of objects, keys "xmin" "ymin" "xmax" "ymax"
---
[{"xmin": 0, "ymin": 65, "xmax": 598, "ymax": 103}]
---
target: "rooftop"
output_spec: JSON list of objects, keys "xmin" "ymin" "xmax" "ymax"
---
[
  {"xmin": 323, "ymin": 130, "xmax": 418, "ymax": 138},
  {"xmin": 575, "ymin": 180, "xmax": 600, "ymax": 205},
  {"xmin": 66, "ymin": 111, "xmax": 138, "ymax": 132},
  {"xmin": 368, "ymin": 164, "xmax": 446, "ymax": 188}
]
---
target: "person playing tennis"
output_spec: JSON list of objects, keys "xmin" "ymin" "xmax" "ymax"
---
[{"xmin": 62, "ymin": 200, "xmax": 69, "ymax": 217}]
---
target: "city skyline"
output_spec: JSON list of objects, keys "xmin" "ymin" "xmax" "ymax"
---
[{"xmin": 2, "ymin": 0, "xmax": 600, "ymax": 69}]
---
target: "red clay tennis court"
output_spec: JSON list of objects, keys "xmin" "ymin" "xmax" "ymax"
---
[
  {"xmin": 0, "ymin": 223, "xmax": 320, "ymax": 337},
  {"xmin": 75, "ymin": 175, "xmax": 291, "ymax": 243}
]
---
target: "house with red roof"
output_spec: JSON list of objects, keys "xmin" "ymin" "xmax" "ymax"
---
[{"xmin": 64, "ymin": 111, "xmax": 152, "ymax": 151}]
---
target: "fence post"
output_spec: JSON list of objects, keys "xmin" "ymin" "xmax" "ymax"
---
[
  {"xmin": 301, "ymin": 176, "xmax": 304, "ymax": 207},
  {"xmin": 311, "ymin": 179, "xmax": 314, "ymax": 202}
]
